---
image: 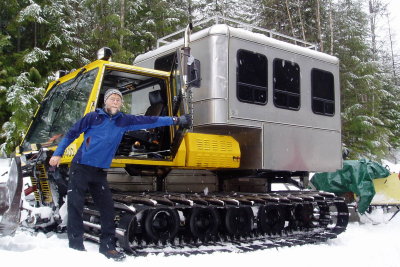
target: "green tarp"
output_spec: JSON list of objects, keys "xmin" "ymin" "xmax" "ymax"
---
[{"xmin": 310, "ymin": 159, "xmax": 390, "ymax": 214}]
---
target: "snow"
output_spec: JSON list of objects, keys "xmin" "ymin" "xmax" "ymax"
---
[
  {"xmin": 388, "ymin": 0, "xmax": 400, "ymax": 53},
  {"xmin": 47, "ymin": 34, "xmax": 63, "ymax": 48},
  {"xmin": 18, "ymin": 2, "xmax": 47, "ymax": 24},
  {"xmin": 382, "ymin": 159, "xmax": 400, "ymax": 173},
  {"xmin": 1, "ymin": 158, "xmax": 400, "ymax": 266},
  {"xmin": 23, "ymin": 47, "xmax": 51, "ymax": 64},
  {"xmin": 0, "ymin": 158, "xmax": 10, "ymax": 183},
  {"xmin": 0, "ymin": 212, "xmax": 399, "ymax": 267},
  {"xmin": 372, "ymin": 193, "xmax": 398, "ymax": 204}
]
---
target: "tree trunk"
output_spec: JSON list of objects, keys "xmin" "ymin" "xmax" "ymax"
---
[
  {"xmin": 329, "ymin": 0, "xmax": 334, "ymax": 55},
  {"xmin": 188, "ymin": 0, "xmax": 192, "ymax": 20},
  {"xmin": 296, "ymin": 0, "xmax": 306, "ymax": 41},
  {"xmin": 316, "ymin": 0, "xmax": 323, "ymax": 52},
  {"xmin": 369, "ymin": 0, "xmax": 377, "ymax": 60},
  {"xmin": 120, "ymin": 0, "xmax": 125, "ymax": 47},
  {"xmin": 17, "ymin": 30, "xmax": 21, "ymax": 52},
  {"xmin": 34, "ymin": 21, "xmax": 37, "ymax": 47},
  {"xmin": 284, "ymin": 0, "xmax": 296, "ymax": 42},
  {"xmin": 386, "ymin": 13, "xmax": 397, "ymax": 81}
]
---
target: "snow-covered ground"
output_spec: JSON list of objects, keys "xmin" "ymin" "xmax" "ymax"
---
[
  {"xmin": 0, "ymin": 211, "xmax": 399, "ymax": 267},
  {"xmin": 382, "ymin": 159, "xmax": 400, "ymax": 173},
  {"xmin": 1, "ymin": 158, "xmax": 400, "ymax": 267}
]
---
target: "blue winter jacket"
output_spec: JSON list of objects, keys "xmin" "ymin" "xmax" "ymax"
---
[{"xmin": 53, "ymin": 108, "xmax": 175, "ymax": 168}]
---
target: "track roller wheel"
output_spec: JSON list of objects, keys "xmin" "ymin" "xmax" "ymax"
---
[
  {"xmin": 189, "ymin": 207, "xmax": 219, "ymax": 241},
  {"xmin": 279, "ymin": 204, "xmax": 295, "ymax": 232},
  {"xmin": 294, "ymin": 203, "xmax": 314, "ymax": 229},
  {"xmin": 317, "ymin": 201, "xmax": 330, "ymax": 226},
  {"xmin": 257, "ymin": 204, "xmax": 285, "ymax": 235},
  {"xmin": 329, "ymin": 200, "xmax": 349, "ymax": 234},
  {"xmin": 144, "ymin": 208, "xmax": 180, "ymax": 243},
  {"xmin": 225, "ymin": 207, "xmax": 253, "ymax": 236},
  {"xmin": 117, "ymin": 214, "xmax": 136, "ymax": 253}
]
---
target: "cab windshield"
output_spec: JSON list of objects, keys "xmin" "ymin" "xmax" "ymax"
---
[{"xmin": 22, "ymin": 68, "xmax": 98, "ymax": 151}]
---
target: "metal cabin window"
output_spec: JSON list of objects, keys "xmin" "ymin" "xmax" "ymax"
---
[
  {"xmin": 311, "ymin": 69, "xmax": 335, "ymax": 116},
  {"xmin": 237, "ymin": 49, "xmax": 268, "ymax": 105},
  {"xmin": 273, "ymin": 59, "xmax": 300, "ymax": 110},
  {"xmin": 155, "ymin": 53, "xmax": 176, "ymax": 72},
  {"xmin": 155, "ymin": 52, "xmax": 201, "ymax": 88}
]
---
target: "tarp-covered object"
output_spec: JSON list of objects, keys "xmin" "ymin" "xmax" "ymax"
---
[{"xmin": 311, "ymin": 159, "xmax": 390, "ymax": 214}]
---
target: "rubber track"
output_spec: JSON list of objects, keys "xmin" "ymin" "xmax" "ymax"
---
[
  {"xmin": 130, "ymin": 231, "xmax": 337, "ymax": 256},
  {"xmin": 83, "ymin": 190, "xmax": 349, "ymax": 256}
]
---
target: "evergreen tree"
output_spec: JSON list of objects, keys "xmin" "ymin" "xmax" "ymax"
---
[
  {"xmin": 126, "ymin": 0, "xmax": 189, "ymax": 56},
  {"xmin": 379, "ymin": 73, "xmax": 400, "ymax": 150},
  {"xmin": 0, "ymin": 0, "xmax": 51, "ymax": 155},
  {"xmin": 0, "ymin": 69, "xmax": 44, "ymax": 153},
  {"xmin": 191, "ymin": 0, "xmax": 256, "ymax": 24},
  {"xmin": 256, "ymin": 0, "xmax": 290, "ymax": 37},
  {"xmin": 44, "ymin": 0, "xmax": 91, "ymax": 68},
  {"xmin": 333, "ymin": 0, "xmax": 389, "ymax": 160},
  {"xmin": 0, "ymin": 0, "xmax": 20, "ymax": 149},
  {"xmin": 0, "ymin": 0, "xmax": 88, "ymax": 154},
  {"xmin": 256, "ymin": 0, "xmax": 331, "ymax": 48},
  {"xmin": 0, "ymin": 0, "xmax": 399, "ymax": 159},
  {"xmin": 0, "ymin": 33, "xmax": 13, "ymax": 149}
]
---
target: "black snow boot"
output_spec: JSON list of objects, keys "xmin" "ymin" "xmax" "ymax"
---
[
  {"xmin": 69, "ymin": 243, "xmax": 86, "ymax": 251},
  {"xmin": 99, "ymin": 236, "xmax": 125, "ymax": 261},
  {"xmin": 68, "ymin": 236, "xmax": 86, "ymax": 251},
  {"xmin": 100, "ymin": 249, "xmax": 126, "ymax": 261}
]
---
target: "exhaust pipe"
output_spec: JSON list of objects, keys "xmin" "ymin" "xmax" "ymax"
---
[
  {"xmin": 184, "ymin": 23, "xmax": 193, "ymax": 48},
  {"xmin": 181, "ymin": 23, "xmax": 193, "ymax": 92}
]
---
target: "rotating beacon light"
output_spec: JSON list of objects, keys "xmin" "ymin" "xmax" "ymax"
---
[{"xmin": 97, "ymin": 47, "xmax": 113, "ymax": 61}]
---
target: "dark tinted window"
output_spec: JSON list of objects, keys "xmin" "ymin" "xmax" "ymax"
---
[
  {"xmin": 311, "ymin": 68, "xmax": 335, "ymax": 116},
  {"xmin": 155, "ymin": 53, "xmax": 176, "ymax": 72},
  {"xmin": 273, "ymin": 59, "xmax": 300, "ymax": 110},
  {"xmin": 155, "ymin": 52, "xmax": 201, "ymax": 88},
  {"xmin": 237, "ymin": 49, "xmax": 268, "ymax": 105}
]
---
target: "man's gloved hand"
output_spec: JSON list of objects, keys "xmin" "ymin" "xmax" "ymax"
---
[{"xmin": 174, "ymin": 114, "xmax": 192, "ymax": 128}]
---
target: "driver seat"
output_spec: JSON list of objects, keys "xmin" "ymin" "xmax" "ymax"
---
[
  {"xmin": 145, "ymin": 90, "xmax": 166, "ymax": 116},
  {"xmin": 144, "ymin": 90, "xmax": 169, "ymax": 152}
]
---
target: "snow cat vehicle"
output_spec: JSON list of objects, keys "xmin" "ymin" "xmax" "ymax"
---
[{"xmin": 0, "ymin": 17, "xmax": 349, "ymax": 254}]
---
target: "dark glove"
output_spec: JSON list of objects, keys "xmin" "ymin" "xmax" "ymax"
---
[{"xmin": 174, "ymin": 114, "xmax": 192, "ymax": 128}]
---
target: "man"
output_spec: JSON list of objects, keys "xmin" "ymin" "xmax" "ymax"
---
[{"xmin": 49, "ymin": 88, "xmax": 190, "ymax": 260}]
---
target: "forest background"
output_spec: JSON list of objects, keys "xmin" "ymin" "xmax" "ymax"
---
[{"xmin": 0, "ymin": 0, "xmax": 399, "ymax": 161}]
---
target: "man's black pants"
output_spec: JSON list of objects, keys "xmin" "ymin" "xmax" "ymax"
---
[{"xmin": 67, "ymin": 163, "xmax": 116, "ymax": 251}]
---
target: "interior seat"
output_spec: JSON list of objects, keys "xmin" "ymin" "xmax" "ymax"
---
[{"xmin": 145, "ymin": 90, "xmax": 166, "ymax": 116}]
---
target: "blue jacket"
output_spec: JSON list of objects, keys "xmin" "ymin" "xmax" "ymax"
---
[{"xmin": 53, "ymin": 108, "xmax": 175, "ymax": 168}]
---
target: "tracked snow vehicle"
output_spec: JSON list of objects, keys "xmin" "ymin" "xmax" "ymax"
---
[{"xmin": 0, "ymin": 17, "xmax": 349, "ymax": 254}]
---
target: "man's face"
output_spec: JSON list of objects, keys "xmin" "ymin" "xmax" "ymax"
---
[{"xmin": 104, "ymin": 94, "xmax": 122, "ymax": 115}]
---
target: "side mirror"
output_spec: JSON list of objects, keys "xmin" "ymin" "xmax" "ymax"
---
[{"xmin": 187, "ymin": 59, "xmax": 201, "ymax": 88}]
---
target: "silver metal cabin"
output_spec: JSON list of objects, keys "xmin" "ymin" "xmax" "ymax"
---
[{"xmin": 134, "ymin": 22, "xmax": 342, "ymax": 173}]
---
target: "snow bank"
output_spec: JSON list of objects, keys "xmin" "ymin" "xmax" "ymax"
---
[
  {"xmin": 1, "ymin": 159, "xmax": 400, "ymax": 267},
  {"xmin": 381, "ymin": 159, "xmax": 400, "ymax": 173},
  {"xmin": 1, "ymin": 211, "xmax": 400, "ymax": 267}
]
